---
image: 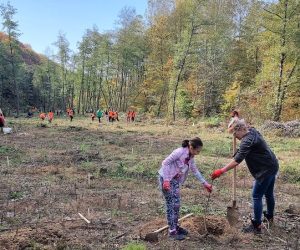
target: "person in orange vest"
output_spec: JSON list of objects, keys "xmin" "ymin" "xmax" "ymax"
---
[
  {"xmin": 114, "ymin": 111, "xmax": 119, "ymax": 121},
  {"xmin": 108, "ymin": 110, "xmax": 114, "ymax": 122},
  {"xmin": 104, "ymin": 110, "xmax": 109, "ymax": 122},
  {"xmin": 48, "ymin": 110, "xmax": 54, "ymax": 123},
  {"xmin": 69, "ymin": 108, "xmax": 74, "ymax": 122},
  {"xmin": 39, "ymin": 112, "xmax": 46, "ymax": 120},
  {"xmin": 91, "ymin": 112, "xmax": 96, "ymax": 121},
  {"xmin": 127, "ymin": 110, "xmax": 132, "ymax": 123},
  {"xmin": 131, "ymin": 111, "xmax": 136, "ymax": 122}
]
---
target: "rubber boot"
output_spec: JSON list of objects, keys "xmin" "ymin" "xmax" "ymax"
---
[{"xmin": 242, "ymin": 219, "xmax": 262, "ymax": 234}]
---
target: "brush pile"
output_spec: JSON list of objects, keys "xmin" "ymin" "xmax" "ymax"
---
[{"xmin": 261, "ymin": 120, "xmax": 300, "ymax": 137}]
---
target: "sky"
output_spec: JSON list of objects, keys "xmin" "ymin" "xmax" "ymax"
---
[{"xmin": 0, "ymin": 0, "xmax": 148, "ymax": 54}]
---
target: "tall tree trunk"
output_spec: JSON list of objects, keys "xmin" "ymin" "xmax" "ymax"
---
[
  {"xmin": 171, "ymin": 23, "xmax": 195, "ymax": 121},
  {"xmin": 9, "ymin": 42, "xmax": 19, "ymax": 116},
  {"xmin": 77, "ymin": 60, "xmax": 85, "ymax": 114},
  {"xmin": 273, "ymin": 0, "xmax": 288, "ymax": 121}
]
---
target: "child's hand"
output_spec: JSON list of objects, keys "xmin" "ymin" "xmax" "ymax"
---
[
  {"xmin": 163, "ymin": 180, "xmax": 171, "ymax": 191},
  {"xmin": 203, "ymin": 182, "xmax": 212, "ymax": 193}
]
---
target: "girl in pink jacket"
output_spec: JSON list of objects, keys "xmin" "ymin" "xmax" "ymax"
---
[{"xmin": 158, "ymin": 137, "xmax": 212, "ymax": 240}]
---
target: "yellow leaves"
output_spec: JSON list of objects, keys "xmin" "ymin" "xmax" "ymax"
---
[
  {"xmin": 223, "ymin": 81, "xmax": 240, "ymax": 103},
  {"xmin": 221, "ymin": 81, "xmax": 240, "ymax": 114}
]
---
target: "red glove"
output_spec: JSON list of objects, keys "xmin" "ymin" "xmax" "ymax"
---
[
  {"xmin": 211, "ymin": 168, "xmax": 225, "ymax": 180},
  {"xmin": 163, "ymin": 180, "xmax": 170, "ymax": 191},
  {"xmin": 203, "ymin": 182, "xmax": 212, "ymax": 193}
]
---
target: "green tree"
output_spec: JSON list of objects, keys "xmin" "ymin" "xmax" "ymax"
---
[
  {"xmin": 53, "ymin": 32, "xmax": 71, "ymax": 111},
  {"xmin": 0, "ymin": 2, "xmax": 21, "ymax": 115}
]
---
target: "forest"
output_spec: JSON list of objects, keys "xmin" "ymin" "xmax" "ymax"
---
[
  {"xmin": 0, "ymin": 0, "xmax": 299, "ymax": 122},
  {"xmin": 0, "ymin": 1, "xmax": 300, "ymax": 249}
]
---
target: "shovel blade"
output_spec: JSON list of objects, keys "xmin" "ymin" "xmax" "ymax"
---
[{"xmin": 226, "ymin": 206, "xmax": 239, "ymax": 227}]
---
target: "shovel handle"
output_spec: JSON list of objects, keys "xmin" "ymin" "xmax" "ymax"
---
[
  {"xmin": 233, "ymin": 136, "xmax": 237, "ymax": 203},
  {"xmin": 153, "ymin": 213, "xmax": 194, "ymax": 233}
]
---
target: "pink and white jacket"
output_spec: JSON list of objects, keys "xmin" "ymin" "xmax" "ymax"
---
[{"xmin": 158, "ymin": 147, "xmax": 207, "ymax": 184}]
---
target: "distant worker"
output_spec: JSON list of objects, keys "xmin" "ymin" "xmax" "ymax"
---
[
  {"xmin": 91, "ymin": 112, "xmax": 96, "ymax": 121},
  {"xmin": 131, "ymin": 111, "xmax": 136, "ymax": 122},
  {"xmin": 109, "ymin": 110, "xmax": 114, "ymax": 122},
  {"xmin": 68, "ymin": 108, "xmax": 74, "ymax": 122},
  {"xmin": 48, "ymin": 111, "xmax": 54, "ymax": 123},
  {"xmin": 127, "ymin": 110, "xmax": 132, "ymax": 123},
  {"xmin": 104, "ymin": 110, "xmax": 109, "ymax": 122},
  {"xmin": 0, "ymin": 110, "xmax": 5, "ymax": 133},
  {"xmin": 114, "ymin": 111, "xmax": 119, "ymax": 122},
  {"xmin": 39, "ymin": 112, "xmax": 46, "ymax": 121},
  {"xmin": 96, "ymin": 109, "xmax": 103, "ymax": 123}
]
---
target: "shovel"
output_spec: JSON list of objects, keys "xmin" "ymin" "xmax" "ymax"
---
[
  {"xmin": 226, "ymin": 136, "xmax": 239, "ymax": 226},
  {"xmin": 144, "ymin": 213, "xmax": 193, "ymax": 242}
]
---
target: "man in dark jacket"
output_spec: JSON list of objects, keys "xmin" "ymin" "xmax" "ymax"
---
[{"xmin": 211, "ymin": 119, "xmax": 279, "ymax": 234}]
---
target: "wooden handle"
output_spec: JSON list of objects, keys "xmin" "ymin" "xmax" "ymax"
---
[
  {"xmin": 78, "ymin": 213, "xmax": 91, "ymax": 224},
  {"xmin": 233, "ymin": 136, "xmax": 237, "ymax": 202},
  {"xmin": 153, "ymin": 213, "xmax": 194, "ymax": 233}
]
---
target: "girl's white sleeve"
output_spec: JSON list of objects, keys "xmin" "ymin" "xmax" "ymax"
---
[{"xmin": 190, "ymin": 159, "xmax": 207, "ymax": 184}]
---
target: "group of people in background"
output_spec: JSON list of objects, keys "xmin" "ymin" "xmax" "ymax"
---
[
  {"xmin": 91, "ymin": 109, "xmax": 103, "ymax": 123},
  {"xmin": 39, "ymin": 111, "xmax": 54, "ymax": 123},
  {"xmin": 38, "ymin": 108, "xmax": 74, "ymax": 123},
  {"xmin": 36, "ymin": 107, "xmax": 135, "ymax": 124}
]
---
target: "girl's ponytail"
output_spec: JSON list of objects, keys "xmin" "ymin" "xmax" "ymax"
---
[{"xmin": 182, "ymin": 140, "xmax": 189, "ymax": 147}]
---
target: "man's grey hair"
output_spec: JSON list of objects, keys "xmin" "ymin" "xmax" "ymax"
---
[{"xmin": 228, "ymin": 118, "xmax": 247, "ymax": 133}]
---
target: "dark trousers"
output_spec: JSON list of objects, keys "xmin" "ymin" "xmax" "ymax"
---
[{"xmin": 252, "ymin": 174, "xmax": 276, "ymax": 224}]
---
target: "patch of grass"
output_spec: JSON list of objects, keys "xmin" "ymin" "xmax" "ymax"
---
[
  {"xmin": 115, "ymin": 161, "xmax": 127, "ymax": 176},
  {"xmin": 129, "ymin": 161, "xmax": 158, "ymax": 178},
  {"xmin": 0, "ymin": 145, "xmax": 24, "ymax": 165},
  {"xmin": 9, "ymin": 191, "xmax": 23, "ymax": 200},
  {"xmin": 0, "ymin": 145, "xmax": 18, "ymax": 155},
  {"xmin": 201, "ymin": 141, "xmax": 231, "ymax": 157},
  {"xmin": 181, "ymin": 204, "xmax": 204, "ymax": 215},
  {"xmin": 203, "ymin": 117, "xmax": 222, "ymax": 128},
  {"xmin": 121, "ymin": 242, "xmax": 146, "ymax": 250},
  {"xmin": 108, "ymin": 160, "xmax": 158, "ymax": 180},
  {"xmin": 280, "ymin": 161, "xmax": 300, "ymax": 184},
  {"xmin": 79, "ymin": 160, "xmax": 97, "ymax": 172},
  {"xmin": 269, "ymin": 137, "xmax": 300, "ymax": 153},
  {"xmin": 79, "ymin": 143, "xmax": 90, "ymax": 153}
]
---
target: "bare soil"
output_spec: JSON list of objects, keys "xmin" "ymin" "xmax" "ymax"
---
[{"xmin": 0, "ymin": 117, "xmax": 299, "ymax": 249}]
